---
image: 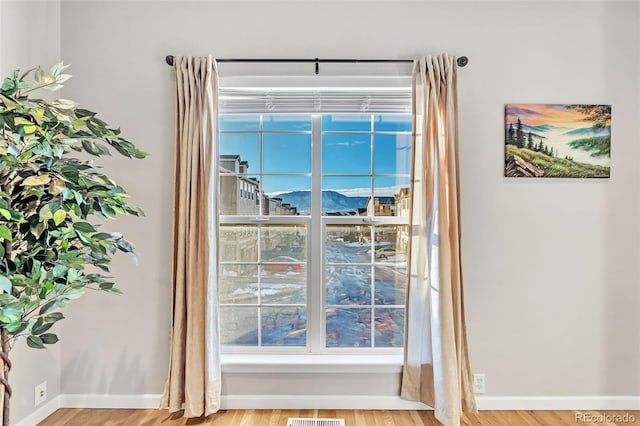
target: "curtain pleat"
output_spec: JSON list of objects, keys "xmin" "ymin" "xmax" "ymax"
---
[
  {"xmin": 400, "ymin": 54, "xmax": 477, "ymax": 426},
  {"xmin": 160, "ymin": 55, "xmax": 221, "ymax": 418}
]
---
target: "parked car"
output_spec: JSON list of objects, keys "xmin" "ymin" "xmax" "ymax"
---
[
  {"xmin": 264, "ymin": 256, "xmax": 304, "ymax": 272},
  {"xmin": 375, "ymin": 247, "xmax": 396, "ymax": 259}
]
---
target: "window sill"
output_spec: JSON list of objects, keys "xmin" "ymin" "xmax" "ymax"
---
[{"xmin": 221, "ymin": 353, "xmax": 404, "ymax": 374}]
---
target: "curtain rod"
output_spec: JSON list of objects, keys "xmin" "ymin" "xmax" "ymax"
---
[{"xmin": 164, "ymin": 55, "xmax": 468, "ymax": 75}]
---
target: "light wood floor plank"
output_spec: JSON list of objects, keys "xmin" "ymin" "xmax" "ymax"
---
[{"xmin": 37, "ymin": 408, "xmax": 640, "ymax": 425}]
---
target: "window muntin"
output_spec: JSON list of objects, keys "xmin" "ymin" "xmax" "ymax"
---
[{"xmin": 219, "ymin": 113, "xmax": 410, "ymax": 351}]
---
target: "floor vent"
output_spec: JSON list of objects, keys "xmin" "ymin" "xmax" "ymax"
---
[{"xmin": 287, "ymin": 418, "xmax": 345, "ymax": 426}]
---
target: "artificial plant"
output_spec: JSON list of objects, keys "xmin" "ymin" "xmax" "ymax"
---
[{"xmin": 0, "ymin": 63, "xmax": 147, "ymax": 425}]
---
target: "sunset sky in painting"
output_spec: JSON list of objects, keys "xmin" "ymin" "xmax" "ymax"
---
[{"xmin": 505, "ymin": 104, "xmax": 588, "ymax": 128}]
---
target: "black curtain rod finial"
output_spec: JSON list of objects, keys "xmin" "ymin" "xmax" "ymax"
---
[
  {"xmin": 166, "ymin": 55, "xmax": 174, "ymax": 66},
  {"xmin": 457, "ymin": 56, "xmax": 468, "ymax": 67}
]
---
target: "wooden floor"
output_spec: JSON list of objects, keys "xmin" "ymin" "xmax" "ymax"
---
[{"xmin": 38, "ymin": 409, "xmax": 640, "ymax": 425}]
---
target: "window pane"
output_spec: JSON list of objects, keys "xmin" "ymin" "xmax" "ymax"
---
[
  {"xmin": 260, "ymin": 271, "xmax": 306, "ymax": 304},
  {"xmin": 220, "ymin": 225, "xmax": 258, "ymax": 262},
  {"xmin": 220, "ymin": 265, "xmax": 259, "ymax": 304},
  {"xmin": 374, "ymin": 266, "xmax": 406, "ymax": 305},
  {"xmin": 263, "ymin": 133, "xmax": 311, "ymax": 173},
  {"xmin": 374, "ymin": 308, "xmax": 404, "ymax": 347},
  {"xmin": 261, "ymin": 225, "xmax": 306, "ymax": 261},
  {"xmin": 219, "ymin": 133, "xmax": 259, "ymax": 174},
  {"xmin": 219, "ymin": 114, "xmax": 260, "ymax": 131},
  {"xmin": 262, "ymin": 175, "xmax": 311, "ymax": 215},
  {"xmin": 374, "ymin": 133, "xmax": 411, "ymax": 175},
  {"xmin": 220, "ymin": 307, "xmax": 258, "ymax": 346},
  {"xmin": 325, "ymin": 225, "xmax": 371, "ymax": 263},
  {"xmin": 374, "ymin": 114, "xmax": 412, "ymax": 132},
  {"xmin": 263, "ymin": 114, "xmax": 312, "ymax": 131},
  {"xmin": 322, "ymin": 133, "xmax": 371, "ymax": 174},
  {"xmin": 322, "ymin": 114, "xmax": 371, "ymax": 132},
  {"xmin": 322, "ymin": 176, "xmax": 370, "ymax": 215},
  {"xmin": 325, "ymin": 265, "xmax": 371, "ymax": 305},
  {"xmin": 261, "ymin": 307, "xmax": 306, "ymax": 346},
  {"xmin": 326, "ymin": 308, "xmax": 371, "ymax": 347}
]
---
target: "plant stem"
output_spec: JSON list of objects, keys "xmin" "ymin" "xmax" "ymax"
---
[
  {"xmin": 0, "ymin": 328, "xmax": 11, "ymax": 426},
  {"xmin": 18, "ymin": 80, "xmax": 59, "ymax": 96},
  {"xmin": 0, "ymin": 178, "xmax": 13, "ymax": 426}
]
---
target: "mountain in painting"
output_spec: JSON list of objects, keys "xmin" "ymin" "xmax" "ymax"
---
[{"xmin": 564, "ymin": 126, "xmax": 610, "ymax": 137}]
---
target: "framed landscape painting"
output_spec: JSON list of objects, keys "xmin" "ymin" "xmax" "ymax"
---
[{"xmin": 504, "ymin": 104, "xmax": 611, "ymax": 178}]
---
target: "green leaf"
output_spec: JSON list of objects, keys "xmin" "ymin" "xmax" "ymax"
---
[
  {"xmin": 44, "ymin": 312, "xmax": 64, "ymax": 323},
  {"xmin": 32, "ymin": 317, "xmax": 45, "ymax": 332},
  {"xmin": 53, "ymin": 209, "xmax": 66, "ymax": 226},
  {"xmin": 81, "ymin": 140, "xmax": 100, "ymax": 156},
  {"xmin": 64, "ymin": 288, "xmax": 83, "ymax": 300},
  {"xmin": 21, "ymin": 124, "xmax": 37, "ymax": 134},
  {"xmin": 92, "ymin": 232, "xmax": 112, "ymax": 240},
  {"xmin": 34, "ymin": 67, "xmax": 45, "ymax": 84},
  {"xmin": 99, "ymin": 282, "xmax": 114, "ymax": 290},
  {"xmin": 1, "ymin": 308, "xmax": 20, "ymax": 322},
  {"xmin": 6, "ymin": 321, "xmax": 28, "ymax": 335},
  {"xmin": 0, "ymin": 208, "xmax": 11, "ymax": 220},
  {"xmin": 0, "ymin": 275, "xmax": 11, "ymax": 293},
  {"xmin": 116, "ymin": 239, "xmax": 135, "ymax": 254},
  {"xmin": 1, "ymin": 78, "xmax": 15, "ymax": 93},
  {"xmin": 32, "ymin": 321, "xmax": 54, "ymax": 335},
  {"xmin": 38, "ymin": 299, "xmax": 57, "ymax": 315},
  {"xmin": 52, "ymin": 265, "xmax": 68, "ymax": 278},
  {"xmin": 40, "ymin": 333, "xmax": 59, "ymax": 345},
  {"xmin": 39, "ymin": 204, "xmax": 53, "ymax": 222},
  {"xmin": 0, "ymin": 225, "xmax": 11, "ymax": 241},
  {"xmin": 27, "ymin": 335, "xmax": 45, "ymax": 349},
  {"xmin": 73, "ymin": 222, "xmax": 96, "ymax": 233}
]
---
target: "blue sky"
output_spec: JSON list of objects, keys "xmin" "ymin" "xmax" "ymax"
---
[{"xmin": 219, "ymin": 114, "xmax": 411, "ymax": 196}]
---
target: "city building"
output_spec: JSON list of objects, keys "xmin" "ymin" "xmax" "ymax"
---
[
  {"xmin": 366, "ymin": 196, "xmax": 396, "ymax": 216},
  {"xmin": 219, "ymin": 155, "xmax": 260, "ymax": 215}
]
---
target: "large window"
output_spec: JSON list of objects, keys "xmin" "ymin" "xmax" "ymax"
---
[{"xmin": 218, "ymin": 112, "xmax": 411, "ymax": 352}]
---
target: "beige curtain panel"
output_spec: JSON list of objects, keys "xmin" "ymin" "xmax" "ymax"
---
[
  {"xmin": 160, "ymin": 55, "xmax": 221, "ymax": 418},
  {"xmin": 400, "ymin": 54, "xmax": 477, "ymax": 426}
]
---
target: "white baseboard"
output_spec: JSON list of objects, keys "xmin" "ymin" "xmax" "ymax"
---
[
  {"xmin": 14, "ymin": 396, "xmax": 61, "ymax": 426},
  {"xmin": 14, "ymin": 393, "xmax": 640, "ymax": 425},
  {"xmin": 59, "ymin": 393, "xmax": 162, "ymax": 409},
  {"xmin": 476, "ymin": 396, "xmax": 640, "ymax": 411},
  {"xmin": 221, "ymin": 395, "xmax": 430, "ymax": 410}
]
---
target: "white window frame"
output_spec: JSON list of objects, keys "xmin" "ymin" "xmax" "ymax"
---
[{"xmin": 218, "ymin": 77, "xmax": 411, "ymax": 359}]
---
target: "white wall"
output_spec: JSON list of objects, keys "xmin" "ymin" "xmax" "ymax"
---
[
  {"xmin": 51, "ymin": 0, "xmax": 639, "ymax": 411},
  {"xmin": 1, "ymin": 2, "xmax": 62, "ymax": 424}
]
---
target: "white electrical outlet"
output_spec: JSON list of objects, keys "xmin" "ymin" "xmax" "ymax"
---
[
  {"xmin": 473, "ymin": 373, "xmax": 486, "ymax": 394},
  {"xmin": 34, "ymin": 381, "xmax": 47, "ymax": 406}
]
